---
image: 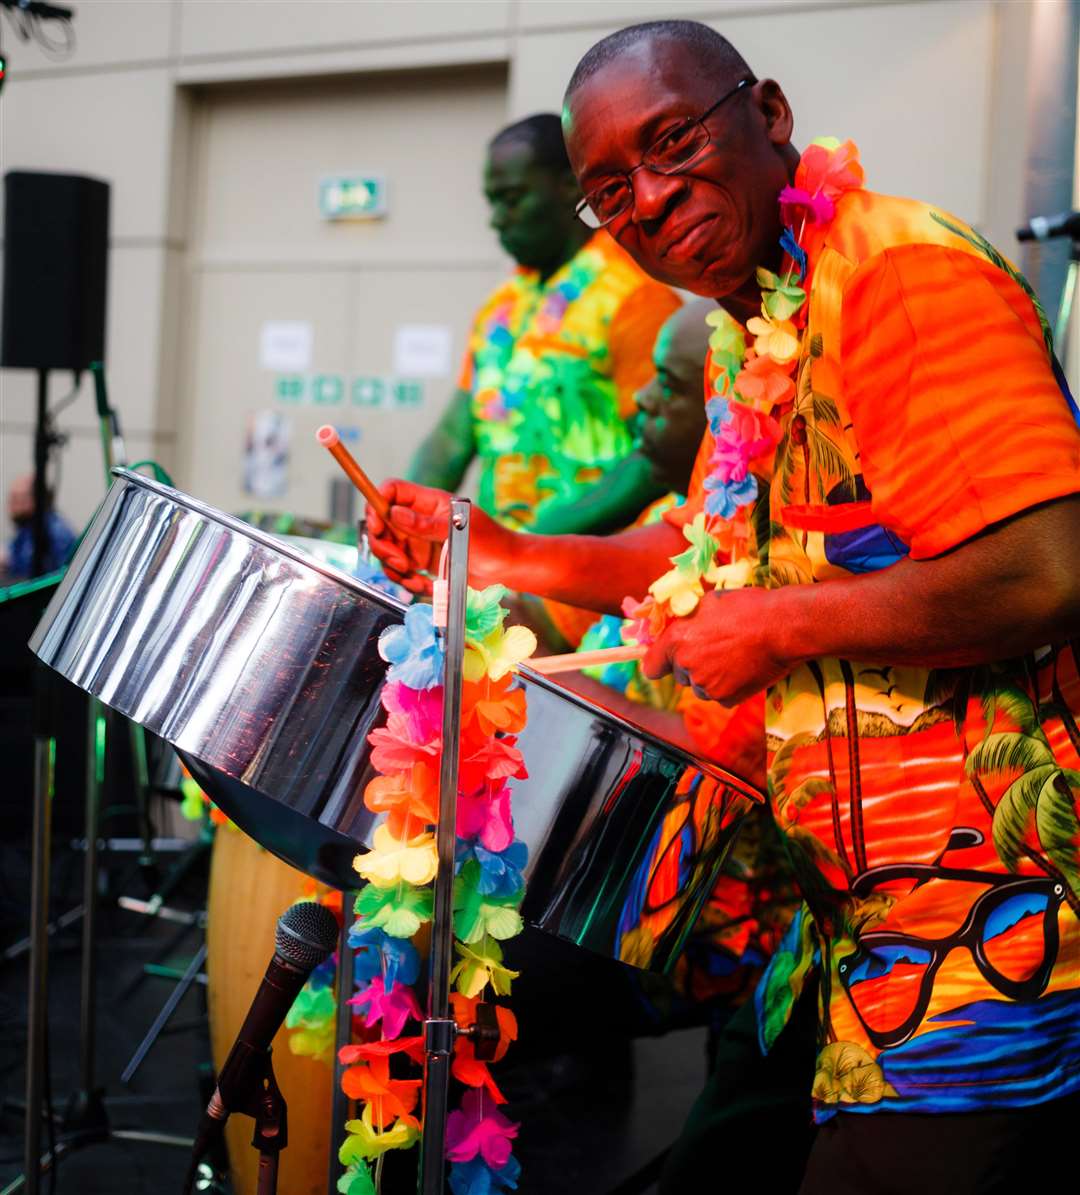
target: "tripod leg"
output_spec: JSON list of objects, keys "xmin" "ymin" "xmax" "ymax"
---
[
  {"xmin": 128, "ymin": 719, "xmax": 157, "ymax": 875},
  {"xmin": 23, "ymin": 733, "xmax": 55, "ymax": 1195},
  {"xmin": 77, "ymin": 699, "xmax": 106, "ymax": 1104},
  {"xmin": 120, "ymin": 942, "xmax": 208, "ymax": 1084}
]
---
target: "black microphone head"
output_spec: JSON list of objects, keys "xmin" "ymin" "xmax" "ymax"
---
[{"xmin": 275, "ymin": 902, "xmax": 339, "ymax": 971}]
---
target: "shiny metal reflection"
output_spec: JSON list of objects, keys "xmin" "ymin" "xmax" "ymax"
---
[{"xmin": 30, "ymin": 470, "xmax": 762, "ymax": 972}]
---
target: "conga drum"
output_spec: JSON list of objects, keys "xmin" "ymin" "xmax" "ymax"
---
[{"xmin": 206, "ymin": 826, "xmax": 333, "ymax": 1195}]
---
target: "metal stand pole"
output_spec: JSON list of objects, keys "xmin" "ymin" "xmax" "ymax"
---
[
  {"xmin": 418, "ymin": 499, "xmax": 471, "ymax": 1195},
  {"xmin": 1055, "ymin": 239, "xmax": 1078, "ymax": 370},
  {"xmin": 327, "ymin": 895, "xmax": 355, "ymax": 1195},
  {"xmin": 31, "ymin": 369, "xmax": 50, "ymax": 578},
  {"xmin": 23, "ymin": 721, "xmax": 55, "ymax": 1195},
  {"xmin": 64, "ymin": 698, "xmax": 107, "ymax": 1134}
]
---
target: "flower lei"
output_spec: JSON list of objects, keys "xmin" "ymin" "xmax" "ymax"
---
[
  {"xmin": 337, "ymin": 590, "xmax": 536, "ymax": 1195},
  {"xmin": 474, "ymin": 245, "xmax": 605, "ymax": 426},
  {"xmin": 622, "ymin": 138, "xmax": 863, "ymax": 642}
]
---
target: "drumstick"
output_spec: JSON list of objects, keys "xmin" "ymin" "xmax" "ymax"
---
[
  {"xmin": 529, "ymin": 643, "xmax": 646, "ymax": 675},
  {"xmin": 316, "ymin": 425, "xmax": 390, "ymax": 520}
]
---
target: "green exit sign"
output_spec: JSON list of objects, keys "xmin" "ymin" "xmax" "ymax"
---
[{"xmin": 320, "ymin": 174, "xmax": 387, "ymax": 221}]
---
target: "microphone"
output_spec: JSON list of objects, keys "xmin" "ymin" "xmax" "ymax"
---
[
  {"xmin": 185, "ymin": 902, "xmax": 338, "ymax": 1189},
  {"xmin": 1016, "ymin": 210, "xmax": 1080, "ymax": 242}
]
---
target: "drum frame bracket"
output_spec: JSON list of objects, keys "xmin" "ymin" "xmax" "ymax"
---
[{"xmin": 418, "ymin": 497, "xmax": 471, "ymax": 1195}]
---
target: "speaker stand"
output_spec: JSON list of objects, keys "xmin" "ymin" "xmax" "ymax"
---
[{"xmin": 30, "ymin": 368, "xmax": 61, "ymax": 578}]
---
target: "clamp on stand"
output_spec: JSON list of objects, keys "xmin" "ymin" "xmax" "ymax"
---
[{"xmin": 184, "ymin": 1046, "xmax": 288, "ymax": 1195}]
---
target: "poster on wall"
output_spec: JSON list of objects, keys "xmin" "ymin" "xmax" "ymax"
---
[
  {"xmin": 392, "ymin": 324, "xmax": 453, "ymax": 378},
  {"xmin": 243, "ymin": 410, "xmax": 291, "ymax": 498},
  {"xmin": 259, "ymin": 321, "xmax": 313, "ymax": 373}
]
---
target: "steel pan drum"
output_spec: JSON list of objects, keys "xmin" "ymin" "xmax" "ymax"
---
[{"xmin": 30, "ymin": 470, "xmax": 762, "ymax": 972}]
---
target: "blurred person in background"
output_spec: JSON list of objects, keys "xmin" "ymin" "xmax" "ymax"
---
[
  {"xmin": 1, "ymin": 473, "xmax": 76, "ymax": 581},
  {"xmin": 409, "ymin": 112, "xmax": 680, "ymax": 537}
]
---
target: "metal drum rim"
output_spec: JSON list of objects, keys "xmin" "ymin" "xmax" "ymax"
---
[{"xmin": 96, "ymin": 468, "xmax": 763, "ymax": 804}]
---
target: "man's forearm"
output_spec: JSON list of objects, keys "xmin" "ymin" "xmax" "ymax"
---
[
  {"xmin": 475, "ymin": 519, "xmax": 683, "ymax": 616},
  {"xmin": 772, "ymin": 496, "xmax": 1080, "ymax": 670},
  {"xmin": 406, "ymin": 389, "xmax": 474, "ymax": 491},
  {"xmin": 529, "ymin": 454, "xmax": 664, "ymax": 537}
]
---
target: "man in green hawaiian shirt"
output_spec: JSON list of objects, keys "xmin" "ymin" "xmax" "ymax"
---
[{"xmin": 408, "ymin": 113, "xmax": 680, "ymax": 535}]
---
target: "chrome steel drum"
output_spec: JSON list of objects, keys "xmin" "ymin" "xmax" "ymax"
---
[{"xmin": 30, "ymin": 470, "xmax": 762, "ymax": 972}]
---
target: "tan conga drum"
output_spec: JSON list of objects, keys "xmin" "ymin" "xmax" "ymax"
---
[{"xmin": 206, "ymin": 826, "xmax": 334, "ymax": 1195}]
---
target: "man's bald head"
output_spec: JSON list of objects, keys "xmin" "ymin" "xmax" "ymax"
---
[
  {"xmin": 489, "ymin": 113, "xmax": 571, "ymax": 173},
  {"xmin": 565, "ymin": 20, "xmax": 751, "ymax": 106},
  {"xmin": 561, "ymin": 21, "xmax": 796, "ymax": 303},
  {"xmin": 635, "ymin": 299, "xmax": 714, "ymax": 495}
]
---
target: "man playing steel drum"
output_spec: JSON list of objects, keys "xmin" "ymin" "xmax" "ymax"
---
[{"xmin": 370, "ymin": 20, "xmax": 1080, "ymax": 1194}]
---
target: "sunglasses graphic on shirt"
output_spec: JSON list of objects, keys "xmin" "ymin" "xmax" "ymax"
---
[{"xmin": 836, "ymin": 861, "xmax": 1066, "ymax": 1051}]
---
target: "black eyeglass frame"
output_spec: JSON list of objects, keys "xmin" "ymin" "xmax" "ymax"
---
[
  {"xmin": 575, "ymin": 76, "xmax": 757, "ymax": 228},
  {"xmin": 837, "ymin": 862, "xmax": 1065, "ymax": 1051}
]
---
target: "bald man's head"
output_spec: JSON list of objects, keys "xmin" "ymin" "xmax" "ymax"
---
[
  {"xmin": 635, "ymin": 299, "xmax": 713, "ymax": 495},
  {"xmin": 565, "ymin": 21, "xmax": 751, "ymax": 105},
  {"xmin": 562, "ymin": 21, "xmax": 796, "ymax": 301}
]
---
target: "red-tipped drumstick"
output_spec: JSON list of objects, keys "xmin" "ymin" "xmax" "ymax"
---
[{"xmin": 316, "ymin": 425, "xmax": 390, "ymax": 520}]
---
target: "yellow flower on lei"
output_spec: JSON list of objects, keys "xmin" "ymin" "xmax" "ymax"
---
[
  {"xmin": 649, "ymin": 566, "xmax": 705, "ymax": 617},
  {"xmin": 354, "ymin": 825, "xmax": 439, "ymax": 889},
  {"xmin": 463, "ymin": 623, "xmax": 537, "ymax": 683},
  {"xmin": 705, "ymin": 307, "xmax": 746, "ymax": 358},
  {"xmin": 704, "ymin": 557, "xmax": 755, "ymax": 590},
  {"xmin": 340, "ymin": 1104, "xmax": 419, "ymax": 1163},
  {"xmin": 746, "ymin": 309, "xmax": 800, "ymax": 365}
]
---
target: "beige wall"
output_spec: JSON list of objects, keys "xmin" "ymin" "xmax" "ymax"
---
[
  {"xmin": 0, "ymin": 0, "xmax": 1061, "ymax": 532},
  {"xmin": 180, "ymin": 64, "xmax": 509, "ymax": 517}
]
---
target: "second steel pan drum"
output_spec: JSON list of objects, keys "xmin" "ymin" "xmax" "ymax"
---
[{"xmin": 30, "ymin": 470, "xmax": 762, "ymax": 972}]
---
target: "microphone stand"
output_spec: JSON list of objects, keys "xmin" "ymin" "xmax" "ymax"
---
[
  {"xmin": 1056, "ymin": 235, "xmax": 1078, "ymax": 368},
  {"xmin": 417, "ymin": 499, "xmax": 471, "ymax": 1195}
]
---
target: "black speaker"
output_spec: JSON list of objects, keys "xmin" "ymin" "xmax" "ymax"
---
[{"xmin": 1, "ymin": 170, "xmax": 110, "ymax": 371}]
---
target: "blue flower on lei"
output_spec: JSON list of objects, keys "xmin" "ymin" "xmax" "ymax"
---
[
  {"xmin": 779, "ymin": 227, "xmax": 807, "ymax": 281},
  {"xmin": 705, "ymin": 394, "xmax": 733, "ymax": 436},
  {"xmin": 456, "ymin": 839, "xmax": 528, "ymax": 899},
  {"xmin": 703, "ymin": 472, "xmax": 759, "ymax": 520},
  {"xmin": 353, "ymin": 555, "xmax": 410, "ymax": 604},
  {"xmin": 449, "ymin": 1156, "xmax": 521, "ymax": 1195},
  {"xmin": 703, "ymin": 394, "xmax": 759, "ymax": 518},
  {"xmin": 308, "ymin": 954, "xmax": 336, "ymax": 991},
  {"xmin": 349, "ymin": 924, "xmax": 421, "ymax": 989},
  {"xmin": 378, "ymin": 603, "xmax": 444, "ymax": 689}
]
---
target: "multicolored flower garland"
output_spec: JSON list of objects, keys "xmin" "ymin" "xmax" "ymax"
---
[
  {"xmin": 338, "ymin": 589, "xmax": 536, "ymax": 1195},
  {"xmin": 621, "ymin": 138, "xmax": 864, "ymax": 643}
]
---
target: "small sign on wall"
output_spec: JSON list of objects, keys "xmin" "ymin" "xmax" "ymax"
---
[
  {"xmin": 259, "ymin": 321, "xmax": 313, "ymax": 372},
  {"xmin": 392, "ymin": 324, "xmax": 453, "ymax": 378},
  {"xmin": 320, "ymin": 175, "xmax": 387, "ymax": 220},
  {"xmin": 274, "ymin": 374, "xmax": 424, "ymax": 409}
]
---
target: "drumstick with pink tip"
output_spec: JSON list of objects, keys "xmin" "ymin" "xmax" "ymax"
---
[
  {"xmin": 315, "ymin": 425, "xmax": 390, "ymax": 520},
  {"xmin": 529, "ymin": 644, "xmax": 646, "ymax": 675}
]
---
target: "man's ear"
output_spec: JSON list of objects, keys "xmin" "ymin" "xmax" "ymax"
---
[{"xmin": 753, "ymin": 79, "xmax": 794, "ymax": 148}]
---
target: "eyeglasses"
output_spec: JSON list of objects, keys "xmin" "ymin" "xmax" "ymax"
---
[
  {"xmin": 836, "ymin": 862, "xmax": 1066, "ymax": 1051},
  {"xmin": 575, "ymin": 78, "xmax": 756, "ymax": 229}
]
